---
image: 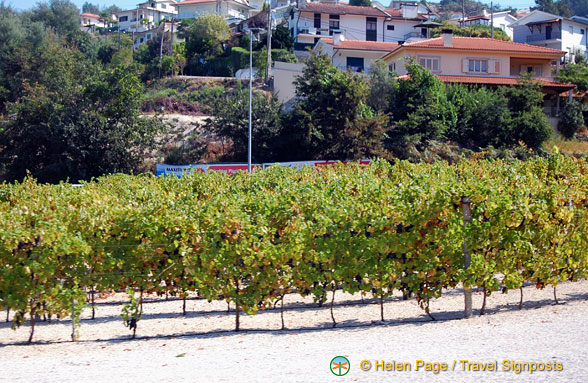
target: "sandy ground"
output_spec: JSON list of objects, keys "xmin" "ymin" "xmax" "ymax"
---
[{"xmin": 1, "ymin": 280, "xmax": 587, "ymax": 383}]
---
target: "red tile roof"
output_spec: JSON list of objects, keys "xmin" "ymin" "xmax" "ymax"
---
[
  {"xmin": 398, "ymin": 36, "xmax": 566, "ymax": 55},
  {"xmin": 465, "ymin": 15, "xmax": 490, "ymax": 21},
  {"xmin": 320, "ymin": 38, "xmax": 398, "ymax": 51},
  {"xmin": 527, "ymin": 18, "xmax": 561, "ymax": 25},
  {"xmin": 80, "ymin": 12, "xmax": 100, "ymax": 18},
  {"xmin": 302, "ymin": 3, "xmax": 388, "ymax": 18}
]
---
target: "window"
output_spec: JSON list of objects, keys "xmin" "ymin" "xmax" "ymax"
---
[
  {"xmin": 570, "ymin": 26, "xmax": 574, "ymax": 34},
  {"xmin": 161, "ymin": 4, "xmax": 166, "ymax": 8},
  {"xmin": 418, "ymin": 56, "xmax": 440, "ymax": 72},
  {"xmin": 366, "ymin": 17, "xmax": 377, "ymax": 41},
  {"xmin": 329, "ymin": 14, "xmax": 339, "ymax": 36},
  {"xmin": 119, "ymin": 16, "xmax": 128, "ymax": 22},
  {"xmin": 347, "ymin": 57, "xmax": 364, "ymax": 72},
  {"xmin": 387, "ymin": 25, "xmax": 394, "ymax": 31},
  {"xmin": 389, "ymin": 62, "xmax": 396, "ymax": 72},
  {"xmin": 151, "ymin": 3, "xmax": 155, "ymax": 7},
  {"xmin": 468, "ymin": 59, "xmax": 487, "ymax": 73},
  {"xmin": 314, "ymin": 13, "xmax": 321, "ymax": 29},
  {"xmin": 582, "ymin": 29, "xmax": 585, "ymax": 35}
]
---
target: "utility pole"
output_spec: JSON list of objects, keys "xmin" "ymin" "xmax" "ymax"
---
[
  {"xmin": 490, "ymin": 2, "xmax": 494, "ymax": 39},
  {"xmin": 265, "ymin": 2, "xmax": 272, "ymax": 86},
  {"xmin": 117, "ymin": 19, "xmax": 121, "ymax": 51},
  {"xmin": 159, "ymin": 22, "xmax": 165, "ymax": 78},
  {"xmin": 248, "ymin": 28, "xmax": 253, "ymax": 173},
  {"xmin": 462, "ymin": 0, "xmax": 465, "ymax": 27},
  {"xmin": 170, "ymin": 17, "xmax": 174, "ymax": 54}
]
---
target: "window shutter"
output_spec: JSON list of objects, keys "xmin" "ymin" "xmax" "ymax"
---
[
  {"xmin": 462, "ymin": 59, "xmax": 469, "ymax": 72},
  {"xmin": 495, "ymin": 60, "xmax": 500, "ymax": 74},
  {"xmin": 488, "ymin": 60, "xmax": 498, "ymax": 74}
]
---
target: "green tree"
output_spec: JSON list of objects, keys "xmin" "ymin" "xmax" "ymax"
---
[
  {"xmin": 0, "ymin": 40, "xmax": 162, "ymax": 183},
  {"xmin": 284, "ymin": 51, "xmax": 388, "ymax": 160},
  {"xmin": 366, "ymin": 60, "xmax": 397, "ymax": 114},
  {"xmin": 533, "ymin": 0, "xmax": 573, "ymax": 17},
  {"xmin": 445, "ymin": 83, "xmax": 512, "ymax": 149},
  {"xmin": 498, "ymin": 76, "xmax": 552, "ymax": 149},
  {"xmin": 558, "ymin": 100, "xmax": 584, "ymax": 139},
  {"xmin": 390, "ymin": 61, "xmax": 454, "ymax": 145},
  {"xmin": 184, "ymin": 14, "xmax": 230, "ymax": 63},
  {"xmin": 272, "ymin": 24, "xmax": 295, "ymax": 52},
  {"xmin": 30, "ymin": 0, "xmax": 81, "ymax": 37},
  {"xmin": 204, "ymin": 88, "xmax": 283, "ymax": 162},
  {"xmin": 430, "ymin": 22, "xmax": 511, "ymax": 41},
  {"xmin": 81, "ymin": 2, "xmax": 100, "ymax": 14},
  {"xmin": 350, "ymin": 0, "xmax": 372, "ymax": 6},
  {"xmin": 556, "ymin": 61, "xmax": 588, "ymax": 92}
]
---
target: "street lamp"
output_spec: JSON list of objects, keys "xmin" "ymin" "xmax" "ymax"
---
[{"xmin": 246, "ymin": 27, "xmax": 264, "ymax": 173}]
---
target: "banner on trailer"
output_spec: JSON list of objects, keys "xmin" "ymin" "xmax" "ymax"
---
[
  {"xmin": 262, "ymin": 159, "xmax": 371, "ymax": 170},
  {"xmin": 156, "ymin": 163, "xmax": 261, "ymax": 177},
  {"xmin": 157, "ymin": 160, "xmax": 371, "ymax": 177}
]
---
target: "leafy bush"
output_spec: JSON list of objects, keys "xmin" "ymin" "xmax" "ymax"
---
[{"xmin": 559, "ymin": 100, "xmax": 585, "ymax": 139}]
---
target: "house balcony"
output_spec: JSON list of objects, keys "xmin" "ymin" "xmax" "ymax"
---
[
  {"xmin": 297, "ymin": 27, "xmax": 330, "ymax": 37},
  {"xmin": 403, "ymin": 32, "xmax": 428, "ymax": 43},
  {"xmin": 526, "ymin": 32, "xmax": 561, "ymax": 43}
]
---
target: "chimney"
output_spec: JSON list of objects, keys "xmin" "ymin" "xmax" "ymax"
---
[
  {"xmin": 333, "ymin": 32, "xmax": 345, "ymax": 46},
  {"xmin": 442, "ymin": 29, "xmax": 453, "ymax": 47}
]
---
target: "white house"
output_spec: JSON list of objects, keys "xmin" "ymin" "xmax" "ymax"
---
[
  {"xmin": 314, "ymin": 34, "xmax": 398, "ymax": 72},
  {"xmin": 289, "ymin": 1, "xmax": 432, "ymax": 59},
  {"xmin": 380, "ymin": 32, "xmax": 575, "ymax": 126},
  {"xmin": 175, "ymin": 0, "xmax": 254, "ymax": 23},
  {"xmin": 289, "ymin": 3, "xmax": 390, "ymax": 50},
  {"xmin": 80, "ymin": 13, "xmax": 107, "ymax": 28},
  {"xmin": 510, "ymin": 10, "xmax": 588, "ymax": 62},
  {"xmin": 381, "ymin": 4, "xmax": 431, "ymax": 43},
  {"xmin": 116, "ymin": 0, "xmax": 178, "ymax": 32},
  {"xmin": 452, "ymin": 10, "xmax": 517, "ymax": 40}
]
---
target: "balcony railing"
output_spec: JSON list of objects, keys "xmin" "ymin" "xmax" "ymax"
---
[{"xmin": 526, "ymin": 32, "xmax": 561, "ymax": 42}]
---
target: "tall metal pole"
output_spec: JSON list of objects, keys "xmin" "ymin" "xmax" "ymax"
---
[
  {"xmin": 265, "ymin": 2, "xmax": 272, "ymax": 86},
  {"xmin": 170, "ymin": 17, "xmax": 174, "ymax": 54},
  {"xmin": 248, "ymin": 28, "xmax": 253, "ymax": 173},
  {"xmin": 159, "ymin": 22, "xmax": 164, "ymax": 78},
  {"xmin": 490, "ymin": 2, "xmax": 494, "ymax": 40}
]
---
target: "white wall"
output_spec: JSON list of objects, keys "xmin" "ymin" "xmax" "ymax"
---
[
  {"xmin": 177, "ymin": 2, "xmax": 249, "ymax": 20},
  {"xmin": 492, "ymin": 14, "xmax": 515, "ymax": 40},
  {"xmin": 561, "ymin": 20, "xmax": 587, "ymax": 57},
  {"xmin": 383, "ymin": 19, "xmax": 422, "ymax": 42},
  {"xmin": 331, "ymin": 50, "xmax": 387, "ymax": 73},
  {"xmin": 294, "ymin": 11, "xmax": 386, "ymax": 43},
  {"xmin": 273, "ymin": 61, "xmax": 305, "ymax": 103},
  {"xmin": 314, "ymin": 40, "xmax": 390, "ymax": 74}
]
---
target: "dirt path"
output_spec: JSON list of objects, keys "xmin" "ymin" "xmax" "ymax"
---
[{"xmin": 1, "ymin": 280, "xmax": 587, "ymax": 382}]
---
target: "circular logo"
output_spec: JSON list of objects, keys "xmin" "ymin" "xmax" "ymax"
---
[{"xmin": 330, "ymin": 356, "xmax": 350, "ymax": 376}]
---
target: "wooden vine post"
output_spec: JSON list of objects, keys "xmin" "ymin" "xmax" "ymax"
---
[{"xmin": 461, "ymin": 196, "xmax": 473, "ymax": 318}]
